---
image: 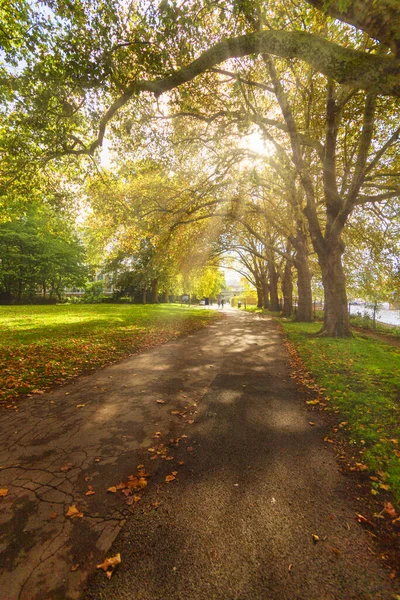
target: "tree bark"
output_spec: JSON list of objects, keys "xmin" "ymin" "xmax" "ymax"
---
[
  {"xmin": 262, "ymin": 279, "xmax": 270, "ymax": 309},
  {"xmin": 142, "ymin": 288, "xmax": 147, "ymax": 304},
  {"xmin": 295, "ymin": 254, "xmax": 313, "ymax": 322},
  {"xmin": 318, "ymin": 244, "xmax": 351, "ymax": 337},
  {"xmin": 282, "ymin": 259, "xmax": 293, "ymax": 317},
  {"xmin": 268, "ymin": 261, "xmax": 280, "ymax": 312},
  {"xmin": 150, "ymin": 278, "xmax": 159, "ymax": 303},
  {"xmin": 256, "ymin": 286, "xmax": 263, "ymax": 309}
]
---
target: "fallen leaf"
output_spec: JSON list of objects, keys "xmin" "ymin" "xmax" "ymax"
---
[
  {"xmin": 49, "ymin": 511, "xmax": 58, "ymax": 519},
  {"xmin": 71, "ymin": 564, "xmax": 80, "ymax": 572},
  {"xmin": 171, "ymin": 410, "xmax": 180, "ymax": 415},
  {"xmin": 85, "ymin": 490, "xmax": 95, "ymax": 496},
  {"xmin": 187, "ymin": 420, "xmax": 194, "ymax": 425},
  {"xmin": 379, "ymin": 483, "xmax": 390, "ymax": 491},
  {"xmin": 384, "ymin": 502, "xmax": 397, "ymax": 518},
  {"xmin": 178, "ymin": 460, "xmax": 184, "ymax": 465},
  {"xmin": 0, "ymin": 488, "xmax": 8, "ymax": 497},
  {"xmin": 97, "ymin": 553, "xmax": 121, "ymax": 579},
  {"xmin": 137, "ymin": 464, "xmax": 144, "ymax": 469},
  {"xmin": 66, "ymin": 504, "xmax": 83, "ymax": 518},
  {"xmin": 156, "ymin": 399, "xmax": 165, "ymax": 404},
  {"xmin": 306, "ymin": 400, "xmax": 319, "ymax": 405},
  {"xmin": 76, "ymin": 404, "xmax": 85, "ymax": 408},
  {"xmin": 309, "ymin": 422, "xmax": 316, "ymax": 426},
  {"xmin": 165, "ymin": 474, "xmax": 176, "ymax": 483},
  {"xmin": 288, "ymin": 564, "xmax": 293, "ymax": 572},
  {"xmin": 107, "ymin": 486, "xmax": 117, "ymax": 493},
  {"xmin": 356, "ymin": 513, "xmax": 371, "ymax": 525},
  {"xmin": 60, "ymin": 463, "xmax": 74, "ymax": 472},
  {"xmin": 312, "ymin": 534, "xmax": 320, "ymax": 543},
  {"xmin": 151, "ymin": 500, "xmax": 161, "ymax": 508}
]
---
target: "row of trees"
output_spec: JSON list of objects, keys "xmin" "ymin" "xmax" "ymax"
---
[{"xmin": 1, "ymin": 1, "xmax": 399, "ymax": 333}]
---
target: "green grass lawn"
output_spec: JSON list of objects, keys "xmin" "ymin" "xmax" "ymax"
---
[
  {"xmin": 0, "ymin": 304, "xmax": 217, "ymax": 404},
  {"xmin": 281, "ymin": 321, "xmax": 400, "ymax": 503}
]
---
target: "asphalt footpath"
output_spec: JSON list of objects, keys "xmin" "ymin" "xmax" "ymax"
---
[{"xmin": 83, "ymin": 309, "xmax": 396, "ymax": 600}]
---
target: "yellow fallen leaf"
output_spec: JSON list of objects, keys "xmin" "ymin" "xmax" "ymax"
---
[
  {"xmin": 0, "ymin": 489, "xmax": 8, "ymax": 497},
  {"xmin": 71, "ymin": 564, "xmax": 80, "ymax": 571},
  {"xmin": 384, "ymin": 501, "xmax": 397, "ymax": 518},
  {"xmin": 165, "ymin": 474, "xmax": 176, "ymax": 483},
  {"xmin": 172, "ymin": 471, "xmax": 178, "ymax": 476},
  {"xmin": 312, "ymin": 534, "xmax": 320, "ymax": 543},
  {"xmin": 379, "ymin": 483, "xmax": 390, "ymax": 491},
  {"xmin": 97, "ymin": 553, "xmax": 121, "ymax": 579},
  {"xmin": 107, "ymin": 486, "xmax": 117, "ymax": 493},
  {"xmin": 85, "ymin": 490, "xmax": 95, "ymax": 496},
  {"xmin": 76, "ymin": 404, "xmax": 85, "ymax": 408},
  {"xmin": 306, "ymin": 400, "xmax": 319, "ymax": 405},
  {"xmin": 156, "ymin": 399, "xmax": 165, "ymax": 404},
  {"xmin": 66, "ymin": 504, "xmax": 83, "ymax": 518}
]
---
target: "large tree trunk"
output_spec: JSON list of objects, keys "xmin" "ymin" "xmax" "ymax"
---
[
  {"xmin": 256, "ymin": 286, "xmax": 263, "ymax": 309},
  {"xmin": 268, "ymin": 262, "xmax": 280, "ymax": 311},
  {"xmin": 319, "ymin": 244, "xmax": 351, "ymax": 336},
  {"xmin": 282, "ymin": 259, "xmax": 293, "ymax": 317},
  {"xmin": 262, "ymin": 279, "xmax": 269, "ymax": 309},
  {"xmin": 150, "ymin": 278, "xmax": 159, "ymax": 304},
  {"xmin": 296, "ymin": 255, "xmax": 313, "ymax": 322}
]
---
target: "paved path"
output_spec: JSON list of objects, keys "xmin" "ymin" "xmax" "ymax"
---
[{"xmin": 0, "ymin": 309, "xmax": 396, "ymax": 599}]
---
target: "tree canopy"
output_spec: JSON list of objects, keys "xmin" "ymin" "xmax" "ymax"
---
[{"xmin": 1, "ymin": 0, "xmax": 399, "ymax": 334}]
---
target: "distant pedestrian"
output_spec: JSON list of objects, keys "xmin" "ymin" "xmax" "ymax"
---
[
  {"xmin": 221, "ymin": 299, "xmax": 225, "ymax": 308},
  {"xmin": 218, "ymin": 299, "xmax": 221, "ymax": 308}
]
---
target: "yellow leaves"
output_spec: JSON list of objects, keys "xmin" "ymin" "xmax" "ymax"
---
[
  {"xmin": 165, "ymin": 474, "xmax": 176, "ymax": 483},
  {"xmin": 66, "ymin": 504, "xmax": 83, "ymax": 518},
  {"xmin": 311, "ymin": 534, "xmax": 320, "ymax": 543},
  {"xmin": 0, "ymin": 488, "xmax": 8, "ymax": 497},
  {"xmin": 379, "ymin": 483, "xmax": 390, "ymax": 491},
  {"xmin": 107, "ymin": 486, "xmax": 117, "ymax": 493},
  {"xmin": 97, "ymin": 553, "xmax": 121, "ymax": 579},
  {"xmin": 85, "ymin": 485, "xmax": 95, "ymax": 496},
  {"xmin": 60, "ymin": 463, "xmax": 74, "ymax": 472},
  {"xmin": 156, "ymin": 399, "xmax": 165, "ymax": 404},
  {"xmin": 306, "ymin": 399, "xmax": 319, "ymax": 405},
  {"xmin": 76, "ymin": 403, "xmax": 85, "ymax": 408}
]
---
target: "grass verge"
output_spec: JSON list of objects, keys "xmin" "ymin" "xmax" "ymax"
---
[
  {"xmin": 0, "ymin": 304, "xmax": 217, "ymax": 405},
  {"xmin": 281, "ymin": 320, "xmax": 400, "ymax": 504}
]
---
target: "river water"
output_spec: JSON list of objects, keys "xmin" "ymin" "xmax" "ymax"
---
[{"xmin": 349, "ymin": 304, "xmax": 400, "ymax": 327}]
